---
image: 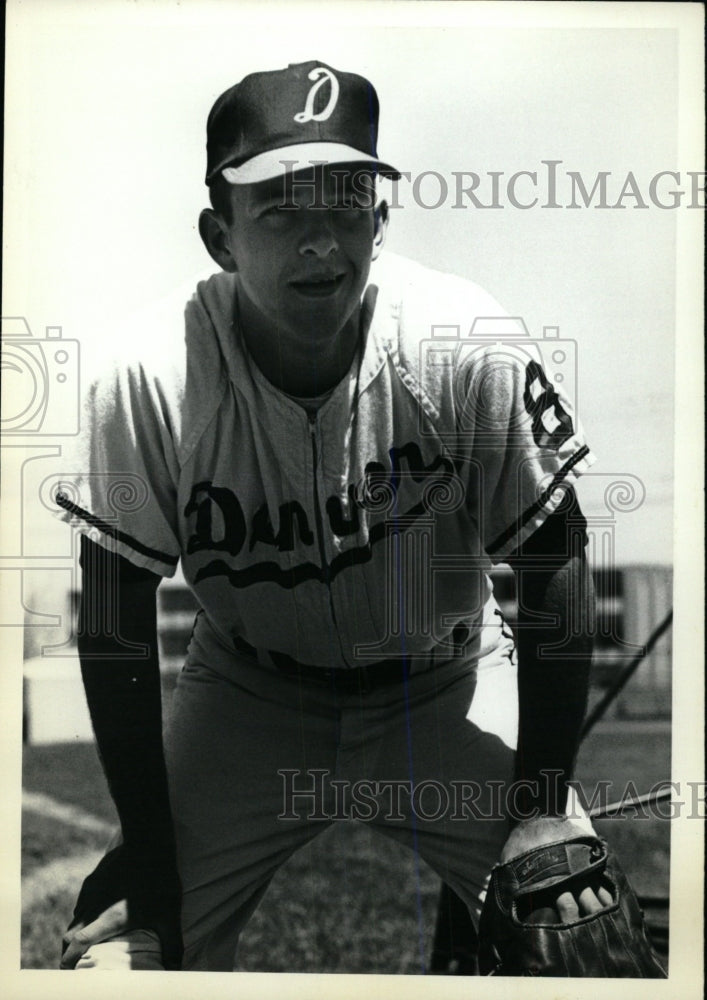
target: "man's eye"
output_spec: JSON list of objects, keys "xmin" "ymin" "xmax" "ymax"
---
[{"xmin": 259, "ymin": 202, "xmax": 297, "ymax": 217}]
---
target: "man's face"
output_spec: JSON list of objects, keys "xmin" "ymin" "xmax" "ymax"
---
[{"xmin": 222, "ymin": 165, "xmax": 383, "ymax": 345}]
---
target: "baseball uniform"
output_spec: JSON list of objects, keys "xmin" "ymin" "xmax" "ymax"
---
[{"xmin": 55, "ymin": 249, "xmax": 595, "ymax": 969}]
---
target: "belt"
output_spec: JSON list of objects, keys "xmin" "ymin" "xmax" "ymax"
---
[
  {"xmin": 232, "ymin": 633, "xmax": 414, "ymax": 694},
  {"xmin": 270, "ymin": 649, "xmax": 413, "ymax": 695},
  {"xmin": 232, "ymin": 624, "xmax": 472, "ymax": 695}
]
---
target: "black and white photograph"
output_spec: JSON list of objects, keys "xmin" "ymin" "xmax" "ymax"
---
[{"xmin": 1, "ymin": 1, "xmax": 703, "ymax": 997}]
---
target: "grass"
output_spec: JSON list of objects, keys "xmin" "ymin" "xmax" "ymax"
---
[
  {"xmin": 21, "ymin": 720, "xmax": 671, "ymax": 972},
  {"xmin": 22, "ymin": 810, "xmax": 104, "ymax": 879}
]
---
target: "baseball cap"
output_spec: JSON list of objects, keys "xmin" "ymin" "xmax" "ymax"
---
[{"xmin": 205, "ymin": 60, "xmax": 401, "ymax": 184}]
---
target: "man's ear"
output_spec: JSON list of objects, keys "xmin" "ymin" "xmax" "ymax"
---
[
  {"xmin": 199, "ymin": 209, "xmax": 238, "ymax": 272},
  {"xmin": 372, "ymin": 199, "xmax": 389, "ymax": 261}
]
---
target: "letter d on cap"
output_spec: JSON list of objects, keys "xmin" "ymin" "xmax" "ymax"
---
[{"xmin": 294, "ymin": 67, "xmax": 340, "ymax": 124}]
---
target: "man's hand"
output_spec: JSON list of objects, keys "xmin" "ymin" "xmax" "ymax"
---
[
  {"xmin": 481, "ymin": 817, "xmax": 667, "ymax": 977},
  {"xmin": 61, "ymin": 899, "xmax": 131, "ymax": 969},
  {"xmin": 59, "ymin": 842, "xmax": 182, "ymax": 970},
  {"xmin": 500, "ymin": 816, "xmax": 613, "ymax": 922}
]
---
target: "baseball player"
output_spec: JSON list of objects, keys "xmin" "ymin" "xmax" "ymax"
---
[{"xmin": 56, "ymin": 60, "xmax": 606, "ymax": 973}]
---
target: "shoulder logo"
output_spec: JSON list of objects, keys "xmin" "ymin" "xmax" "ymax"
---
[{"xmin": 294, "ymin": 67, "xmax": 339, "ymax": 124}]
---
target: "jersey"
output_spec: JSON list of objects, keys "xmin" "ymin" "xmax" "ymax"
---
[{"xmin": 54, "ymin": 251, "xmax": 596, "ymax": 679}]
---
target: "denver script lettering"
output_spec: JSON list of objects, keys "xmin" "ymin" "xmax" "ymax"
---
[
  {"xmin": 184, "ymin": 482, "xmax": 247, "ymax": 556},
  {"xmin": 249, "ymin": 501, "xmax": 315, "ymax": 552}
]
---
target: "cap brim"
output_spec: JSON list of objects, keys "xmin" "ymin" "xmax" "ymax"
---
[{"xmin": 220, "ymin": 142, "xmax": 401, "ymax": 184}]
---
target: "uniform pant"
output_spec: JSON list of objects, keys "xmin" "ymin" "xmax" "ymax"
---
[
  {"xmin": 77, "ymin": 639, "xmax": 591, "ymax": 971},
  {"xmin": 166, "ymin": 641, "xmax": 521, "ymax": 971}
]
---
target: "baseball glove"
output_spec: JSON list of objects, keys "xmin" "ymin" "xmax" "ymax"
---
[{"xmin": 478, "ymin": 834, "xmax": 667, "ymax": 977}]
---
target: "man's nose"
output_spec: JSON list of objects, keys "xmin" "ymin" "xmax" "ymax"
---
[{"xmin": 298, "ymin": 210, "xmax": 339, "ymax": 257}]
